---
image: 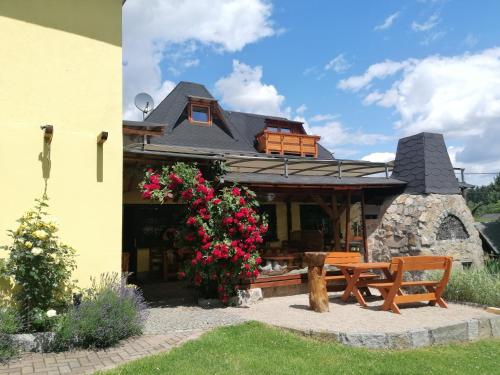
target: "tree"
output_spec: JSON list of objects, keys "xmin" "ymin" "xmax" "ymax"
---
[{"xmin": 467, "ymin": 173, "xmax": 500, "ymax": 216}]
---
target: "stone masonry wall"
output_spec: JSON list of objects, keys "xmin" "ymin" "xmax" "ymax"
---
[{"xmin": 367, "ymin": 193, "xmax": 483, "ymax": 267}]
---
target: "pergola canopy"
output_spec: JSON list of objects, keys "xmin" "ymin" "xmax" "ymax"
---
[{"xmin": 125, "ymin": 142, "xmax": 400, "ymax": 181}]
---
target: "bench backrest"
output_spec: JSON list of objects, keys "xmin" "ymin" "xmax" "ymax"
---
[
  {"xmin": 325, "ymin": 251, "xmax": 361, "ymax": 266},
  {"xmin": 390, "ymin": 255, "xmax": 453, "ymax": 286}
]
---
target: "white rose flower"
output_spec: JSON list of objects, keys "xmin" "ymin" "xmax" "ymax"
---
[
  {"xmin": 46, "ymin": 309, "xmax": 57, "ymax": 318},
  {"xmin": 33, "ymin": 230, "xmax": 48, "ymax": 240},
  {"xmin": 32, "ymin": 247, "xmax": 43, "ymax": 256}
]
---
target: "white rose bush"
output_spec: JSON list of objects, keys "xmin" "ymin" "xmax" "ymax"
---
[{"xmin": 2, "ymin": 196, "xmax": 76, "ymax": 330}]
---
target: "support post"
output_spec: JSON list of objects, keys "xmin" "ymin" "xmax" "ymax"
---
[
  {"xmin": 331, "ymin": 194, "xmax": 341, "ymax": 250},
  {"xmin": 361, "ymin": 191, "xmax": 369, "ymax": 262},
  {"xmin": 338, "ymin": 161, "xmax": 343, "ymax": 179},
  {"xmin": 345, "ymin": 190, "xmax": 351, "ymax": 252}
]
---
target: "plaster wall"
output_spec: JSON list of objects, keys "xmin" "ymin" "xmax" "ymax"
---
[{"xmin": 0, "ymin": 0, "xmax": 123, "ymax": 286}]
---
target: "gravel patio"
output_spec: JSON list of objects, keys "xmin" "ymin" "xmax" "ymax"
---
[{"xmin": 2, "ymin": 291, "xmax": 499, "ymax": 374}]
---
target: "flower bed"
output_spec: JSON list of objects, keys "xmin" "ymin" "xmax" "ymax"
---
[{"xmin": 0, "ymin": 198, "xmax": 146, "ymax": 357}]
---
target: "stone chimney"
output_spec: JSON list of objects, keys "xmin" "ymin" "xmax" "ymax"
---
[{"xmin": 392, "ymin": 132, "xmax": 460, "ymax": 195}]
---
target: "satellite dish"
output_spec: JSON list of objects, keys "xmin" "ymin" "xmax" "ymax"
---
[{"xmin": 134, "ymin": 93, "xmax": 154, "ymax": 118}]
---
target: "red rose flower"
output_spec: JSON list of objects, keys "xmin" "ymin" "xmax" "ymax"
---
[
  {"xmin": 212, "ymin": 198, "xmax": 221, "ymax": 205},
  {"xmin": 186, "ymin": 216, "xmax": 197, "ymax": 225},
  {"xmin": 178, "ymin": 271, "xmax": 186, "ymax": 279},
  {"xmin": 253, "ymin": 269, "xmax": 259, "ymax": 277},
  {"xmin": 231, "ymin": 187, "xmax": 241, "ymax": 196}
]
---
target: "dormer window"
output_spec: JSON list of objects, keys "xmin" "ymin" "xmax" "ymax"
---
[{"xmin": 189, "ymin": 103, "xmax": 211, "ymax": 125}]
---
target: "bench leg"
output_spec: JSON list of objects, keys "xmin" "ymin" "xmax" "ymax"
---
[
  {"xmin": 426, "ymin": 285, "xmax": 448, "ymax": 308},
  {"xmin": 380, "ymin": 286, "xmax": 401, "ymax": 314}
]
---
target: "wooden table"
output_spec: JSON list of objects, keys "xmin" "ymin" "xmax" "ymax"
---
[
  {"xmin": 304, "ymin": 252, "xmax": 329, "ymax": 313},
  {"xmin": 333, "ymin": 262, "xmax": 392, "ymax": 307}
]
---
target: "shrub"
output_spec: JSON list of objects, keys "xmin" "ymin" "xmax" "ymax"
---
[
  {"xmin": 2, "ymin": 197, "xmax": 76, "ymax": 330},
  {"xmin": 140, "ymin": 163, "xmax": 268, "ymax": 303},
  {"xmin": 52, "ymin": 274, "xmax": 147, "ymax": 350},
  {"xmin": 0, "ymin": 306, "xmax": 20, "ymax": 363},
  {"xmin": 0, "ymin": 306, "xmax": 21, "ymax": 335},
  {"xmin": 441, "ymin": 263, "xmax": 500, "ymax": 307},
  {"xmin": 0, "ymin": 334, "xmax": 16, "ymax": 363}
]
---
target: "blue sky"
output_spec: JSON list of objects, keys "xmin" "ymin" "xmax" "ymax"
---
[{"xmin": 123, "ymin": 0, "xmax": 500, "ymax": 185}]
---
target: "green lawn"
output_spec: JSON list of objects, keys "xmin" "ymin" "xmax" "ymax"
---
[{"xmin": 100, "ymin": 322, "xmax": 500, "ymax": 375}]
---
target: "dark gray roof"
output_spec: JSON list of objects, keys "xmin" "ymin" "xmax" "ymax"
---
[
  {"xmin": 142, "ymin": 81, "xmax": 334, "ymax": 159},
  {"xmin": 475, "ymin": 222, "xmax": 500, "ymax": 256},
  {"xmin": 392, "ymin": 132, "xmax": 460, "ymax": 195},
  {"xmin": 224, "ymin": 172, "xmax": 406, "ymax": 187}
]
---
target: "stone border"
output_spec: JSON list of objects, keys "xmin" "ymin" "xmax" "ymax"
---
[{"xmin": 280, "ymin": 315, "xmax": 500, "ymax": 350}]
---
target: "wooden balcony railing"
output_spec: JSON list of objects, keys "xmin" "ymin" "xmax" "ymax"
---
[{"xmin": 256, "ymin": 130, "xmax": 320, "ymax": 158}]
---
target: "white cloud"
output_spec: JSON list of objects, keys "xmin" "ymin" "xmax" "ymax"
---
[
  {"xmin": 374, "ymin": 12, "xmax": 400, "ymax": 31},
  {"xmin": 338, "ymin": 60, "xmax": 413, "ymax": 91},
  {"xmin": 411, "ymin": 13, "xmax": 440, "ymax": 32},
  {"xmin": 215, "ymin": 60, "xmax": 290, "ymax": 117},
  {"xmin": 309, "ymin": 114, "xmax": 340, "ymax": 122},
  {"xmin": 123, "ymin": 0, "xmax": 276, "ymax": 119},
  {"xmin": 340, "ymin": 47, "xmax": 500, "ymax": 184},
  {"xmin": 303, "ymin": 120, "xmax": 391, "ymax": 151},
  {"xmin": 296, "ymin": 104, "xmax": 307, "ymax": 115},
  {"xmin": 463, "ymin": 33, "xmax": 479, "ymax": 48},
  {"xmin": 325, "ymin": 54, "xmax": 351, "ymax": 73},
  {"xmin": 362, "ymin": 152, "xmax": 395, "ymax": 163}
]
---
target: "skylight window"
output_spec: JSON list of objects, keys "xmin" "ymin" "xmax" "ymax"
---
[{"xmin": 190, "ymin": 105, "xmax": 211, "ymax": 124}]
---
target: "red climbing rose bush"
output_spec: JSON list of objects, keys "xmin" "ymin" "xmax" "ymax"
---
[{"xmin": 139, "ymin": 163, "xmax": 267, "ymax": 304}]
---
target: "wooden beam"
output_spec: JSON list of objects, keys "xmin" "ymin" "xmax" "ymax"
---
[
  {"xmin": 361, "ymin": 191, "xmax": 369, "ymax": 262},
  {"xmin": 331, "ymin": 194, "xmax": 341, "ymax": 250},
  {"xmin": 345, "ymin": 190, "xmax": 351, "ymax": 252},
  {"xmin": 311, "ymin": 195, "xmax": 334, "ymax": 219},
  {"xmin": 123, "ymin": 127, "xmax": 164, "ymax": 136}
]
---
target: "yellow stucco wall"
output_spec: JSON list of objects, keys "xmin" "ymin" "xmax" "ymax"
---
[{"xmin": 0, "ymin": 0, "xmax": 123, "ymax": 287}]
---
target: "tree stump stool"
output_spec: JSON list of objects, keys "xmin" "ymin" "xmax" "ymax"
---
[{"xmin": 304, "ymin": 252, "xmax": 329, "ymax": 313}]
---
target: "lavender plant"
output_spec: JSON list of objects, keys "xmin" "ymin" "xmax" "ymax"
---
[{"xmin": 52, "ymin": 274, "xmax": 147, "ymax": 350}]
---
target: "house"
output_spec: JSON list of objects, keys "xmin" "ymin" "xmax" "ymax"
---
[
  {"xmin": 0, "ymin": 2, "xmax": 483, "ymax": 293},
  {"xmin": 0, "ymin": 0, "xmax": 123, "ymax": 286},
  {"xmin": 122, "ymin": 82, "xmax": 484, "ymax": 291}
]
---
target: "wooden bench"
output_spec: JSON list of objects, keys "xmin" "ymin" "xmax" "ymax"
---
[
  {"xmin": 324, "ymin": 252, "xmax": 379, "ymax": 295},
  {"xmin": 367, "ymin": 255, "xmax": 452, "ymax": 314}
]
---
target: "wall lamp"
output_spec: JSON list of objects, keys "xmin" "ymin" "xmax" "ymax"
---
[
  {"xmin": 40, "ymin": 125, "xmax": 53, "ymax": 143},
  {"xmin": 97, "ymin": 131, "xmax": 109, "ymax": 144}
]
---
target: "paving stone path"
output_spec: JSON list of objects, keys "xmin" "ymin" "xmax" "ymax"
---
[{"xmin": 0, "ymin": 331, "xmax": 203, "ymax": 375}]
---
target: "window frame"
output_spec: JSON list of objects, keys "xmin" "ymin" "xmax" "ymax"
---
[{"xmin": 189, "ymin": 103, "xmax": 212, "ymax": 125}]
